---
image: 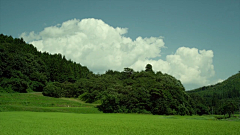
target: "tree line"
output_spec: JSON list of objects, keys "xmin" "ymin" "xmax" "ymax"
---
[{"xmin": 1, "ymin": 34, "xmax": 239, "ymax": 116}]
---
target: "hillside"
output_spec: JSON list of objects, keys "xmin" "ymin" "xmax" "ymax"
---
[
  {"xmin": 187, "ymin": 72, "xmax": 240, "ymax": 99},
  {"xmin": 0, "ymin": 34, "xmax": 91, "ymax": 93},
  {"xmin": 187, "ymin": 72, "xmax": 240, "ymax": 115},
  {"xmin": 0, "ymin": 92, "xmax": 101, "ymax": 113}
]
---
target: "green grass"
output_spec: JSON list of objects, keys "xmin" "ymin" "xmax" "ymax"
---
[
  {"xmin": 0, "ymin": 92, "xmax": 101, "ymax": 113},
  {"xmin": 0, "ymin": 112, "xmax": 239, "ymax": 135},
  {"xmin": 1, "ymin": 92, "xmax": 240, "ymax": 134},
  {"xmin": 0, "ymin": 92, "xmax": 96, "ymax": 107}
]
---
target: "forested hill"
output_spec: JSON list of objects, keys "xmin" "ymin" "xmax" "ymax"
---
[
  {"xmin": 187, "ymin": 72, "xmax": 240, "ymax": 115},
  {"xmin": 187, "ymin": 72, "xmax": 240, "ymax": 99},
  {"xmin": 0, "ymin": 34, "xmax": 91, "ymax": 93}
]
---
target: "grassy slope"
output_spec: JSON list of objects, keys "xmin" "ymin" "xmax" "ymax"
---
[
  {"xmin": 0, "ymin": 92, "xmax": 101, "ymax": 113},
  {"xmin": 0, "ymin": 112, "xmax": 239, "ymax": 135}
]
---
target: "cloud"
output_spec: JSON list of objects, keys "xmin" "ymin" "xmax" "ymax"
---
[
  {"xmin": 211, "ymin": 79, "xmax": 224, "ymax": 85},
  {"xmin": 130, "ymin": 47, "xmax": 215, "ymax": 86},
  {"xmin": 20, "ymin": 18, "xmax": 165, "ymax": 72},
  {"xmin": 20, "ymin": 18, "xmax": 215, "ymax": 89},
  {"xmin": 167, "ymin": 47, "xmax": 215, "ymax": 85},
  {"xmin": 216, "ymin": 79, "xmax": 224, "ymax": 83}
]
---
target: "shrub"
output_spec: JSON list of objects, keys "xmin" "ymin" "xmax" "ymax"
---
[{"xmin": 42, "ymin": 83, "xmax": 62, "ymax": 98}]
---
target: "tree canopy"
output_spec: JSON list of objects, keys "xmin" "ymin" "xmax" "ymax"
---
[{"xmin": 0, "ymin": 34, "xmax": 91, "ymax": 93}]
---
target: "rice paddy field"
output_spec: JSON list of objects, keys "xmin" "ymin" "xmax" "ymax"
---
[
  {"xmin": 1, "ymin": 112, "xmax": 240, "ymax": 135},
  {"xmin": 0, "ymin": 93, "xmax": 240, "ymax": 135}
]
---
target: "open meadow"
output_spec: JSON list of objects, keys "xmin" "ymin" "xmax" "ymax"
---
[
  {"xmin": 0, "ymin": 93, "xmax": 240, "ymax": 135},
  {"xmin": 1, "ymin": 112, "xmax": 240, "ymax": 135}
]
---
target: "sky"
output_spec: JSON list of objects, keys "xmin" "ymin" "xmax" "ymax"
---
[{"xmin": 0, "ymin": 0, "xmax": 239, "ymax": 90}]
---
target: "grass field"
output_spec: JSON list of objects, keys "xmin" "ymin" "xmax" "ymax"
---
[
  {"xmin": 0, "ymin": 112, "xmax": 240, "ymax": 135},
  {"xmin": 0, "ymin": 93, "xmax": 240, "ymax": 135},
  {"xmin": 0, "ymin": 92, "xmax": 101, "ymax": 113}
]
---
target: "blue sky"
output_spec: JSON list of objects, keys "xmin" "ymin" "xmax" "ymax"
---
[{"xmin": 1, "ymin": 0, "xmax": 239, "ymax": 90}]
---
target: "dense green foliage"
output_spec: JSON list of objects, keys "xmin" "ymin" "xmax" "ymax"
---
[
  {"xmin": 42, "ymin": 65, "xmax": 197, "ymax": 115},
  {"xmin": 97, "ymin": 68, "xmax": 193, "ymax": 115},
  {"xmin": 1, "ymin": 112, "xmax": 239, "ymax": 135},
  {"xmin": 187, "ymin": 72, "xmax": 240, "ymax": 117},
  {"xmin": 0, "ymin": 34, "xmax": 91, "ymax": 93}
]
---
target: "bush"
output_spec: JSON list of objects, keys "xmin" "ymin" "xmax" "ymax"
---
[
  {"xmin": 0, "ymin": 78, "xmax": 28, "ymax": 93},
  {"xmin": 29, "ymin": 81, "xmax": 45, "ymax": 92},
  {"xmin": 214, "ymin": 116, "xmax": 225, "ymax": 120},
  {"xmin": 42, "ymin": 83, "xmax": 62, "ymax": 98},
  {"xmin": 177, "ymin": 104, "xmax": 189, "ymax": 116}
]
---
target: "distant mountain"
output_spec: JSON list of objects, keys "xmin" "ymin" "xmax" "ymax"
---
[
  {"xmin": 187, "ymin": 72, "xmax": 240, "ymax": 100},
  {"xmin": 187, "ymin": 72, "xmax": 240, "ymax": 115}
]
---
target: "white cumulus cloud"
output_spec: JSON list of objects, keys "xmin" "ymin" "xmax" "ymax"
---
[
  {"xmin": 20, "ymin": 18, "xmax": 215, "ymax": 89},
  {"xmin": 130, "ymin": 47, "xmax": 215, "ymax": 86}
]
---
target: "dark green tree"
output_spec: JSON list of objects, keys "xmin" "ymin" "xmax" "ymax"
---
[{"xmin": 145, "ymin": 64, "xmax": 153, "ymax": 73}]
